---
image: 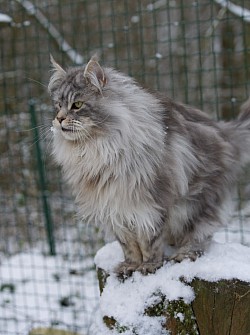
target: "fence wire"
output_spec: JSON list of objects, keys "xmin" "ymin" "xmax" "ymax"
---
[{"xmin": 0, "ymin": 0, "xmax": 250, "ymax": 334}]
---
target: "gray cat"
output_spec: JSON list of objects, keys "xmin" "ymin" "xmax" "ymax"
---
[{"xmin": 48, "ymin": 55, "xmax": 250, "ymax": 275}]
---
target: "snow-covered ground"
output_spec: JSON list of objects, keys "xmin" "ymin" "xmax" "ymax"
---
[
  {"xmin": 0, "ymin": 249, "xmax": 99, "ymax": 335},
  {"xmin": 0, "ymin": 225, "xmax": 102, "ymax": 335},
  {"xmin": 0, "ymin": 215, "xmax": 250, "ymax": 335}
]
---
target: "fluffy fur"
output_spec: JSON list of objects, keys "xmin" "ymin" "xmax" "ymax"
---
[{"xmin": 48, "ymin": 56, "xmax": 250, "ymax": 275}]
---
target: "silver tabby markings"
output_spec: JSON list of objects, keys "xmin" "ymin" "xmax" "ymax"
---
[{"xmin": 48, "ymin": 55, "xmax": 250, "ymax": 275}]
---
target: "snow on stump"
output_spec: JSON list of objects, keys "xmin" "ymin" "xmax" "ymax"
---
[{"xmin": 94, "ymin": 241, "xmax": 250, "ymax": 335}]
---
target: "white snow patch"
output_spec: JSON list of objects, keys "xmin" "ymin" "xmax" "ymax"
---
[
  {"xmin": 175, "ymin": 312, "xmax": 184, "ymax": 322},
  {"xmin": 131, "ymin": 16, "xmax": 140, "ymax": 24},
  {"xmin": 94, "ymin": 241, "xmax": 124, "ymax": 272},
  {"xmin": 155, "ymin": 53, "xmax": 163, "ymax": 59}
]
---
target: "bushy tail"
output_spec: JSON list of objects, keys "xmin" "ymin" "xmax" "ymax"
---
[
  {"xmin": 237, "ymin": 98, "xmax": 250, "ymax": 124},
  {"xmin": 229, "ymin": 98, "xmax": 250, "ymax": 165}
]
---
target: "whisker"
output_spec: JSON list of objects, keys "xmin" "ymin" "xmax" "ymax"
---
[
  {"xmin": 42, "ymin": 131, "xmax": 54, "ymax": 169},
  {"xmin": 62, "ymin": 120, "xmax": 100, "ymax": 152},
  {"xmin": 28, "ymin": 127, "xmax": 52, "ymax": 150},
  {"xmin": 27, "ymin": 77, "xmax": 47, "ymax": 88},
  {"xmin": 17, "ymin": 124, "xmax": 50, "ymax": 132}
]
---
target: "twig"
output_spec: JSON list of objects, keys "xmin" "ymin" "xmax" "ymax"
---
[
  {"xmin": 15, "ymin": 0, "xmax": 84, "ymax": 64},
  {"xmin": 205, "ymin": 7, "xmax": 227, "ymax": 37}
]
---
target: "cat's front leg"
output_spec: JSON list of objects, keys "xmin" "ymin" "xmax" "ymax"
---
[
  {"xmin": 115, "ymin": 232, "xmax": 164, "ymax": 276},
  {"xmin": 136, "ymin": 233, "xmax": 165, "ymax": 274},
  {"xmin": 115, "ymin": 237, "xmax": 143, "ymax": 277}
]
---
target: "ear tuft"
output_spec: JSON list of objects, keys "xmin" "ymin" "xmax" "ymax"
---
[
  {"xmin": 48, "ymin": 55, "xmax": 66, "ymax": 95},
  {"xmin": 83, "ymin": 56, "xmax": 107, "ymax": 93},
  {"xmin": 50, "ymin": 54, "xmax": 66, "ymax": 74}
]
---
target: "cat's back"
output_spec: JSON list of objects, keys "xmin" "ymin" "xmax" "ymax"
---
[{"xmin": 158, "ymin": 94, "xmax": 217, "ymax": 129}]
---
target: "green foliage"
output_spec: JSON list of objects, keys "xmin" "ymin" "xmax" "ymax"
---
[{"xmin": 0, "ymin": 283, "xmax": 15, "ymax": 294}]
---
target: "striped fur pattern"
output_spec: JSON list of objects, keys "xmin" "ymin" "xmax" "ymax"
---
[{"xmin": 48, "ymin": 56, "xmax": 250, "ymax": 275}]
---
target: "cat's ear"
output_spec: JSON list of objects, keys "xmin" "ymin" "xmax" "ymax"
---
[
  {"xmin": 50, "ymin": 55, "xmax": 66, "ymax": 74},
  {"xmin": 83, "ymin": 55, "xmax": 107, "ymax": 93},
  {"xmin": 48, "ymin": 55, "xmax": 66, "ymax": 95}
]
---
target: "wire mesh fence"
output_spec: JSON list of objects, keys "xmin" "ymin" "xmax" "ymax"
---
[{"xmin": 1, "ymin": 0, "xmax": 250, "ymax": 334}]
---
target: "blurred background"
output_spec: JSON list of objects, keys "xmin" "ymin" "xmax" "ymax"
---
[{"xmin": 0, "ymin": 0, "xmax": 250, "ymax": 334}]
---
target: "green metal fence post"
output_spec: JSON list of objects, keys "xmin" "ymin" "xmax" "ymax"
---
[{"xmin": 29, "ymin": 100, "xmax": 56, "ymax": 256}]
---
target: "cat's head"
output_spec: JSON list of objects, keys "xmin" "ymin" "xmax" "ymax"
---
[{"xmin": 48, "ymin": 55, "xmax": 114, "ymax": 142}]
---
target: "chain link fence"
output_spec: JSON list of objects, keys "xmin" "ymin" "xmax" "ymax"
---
[{"xmin": 1, "ymin": 0, "xmax": 250, "ymax": 334}]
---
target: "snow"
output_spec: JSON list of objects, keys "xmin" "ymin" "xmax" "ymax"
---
[
  {"xmin": 155, "ymin": 53, "xmax": 163, "ymax": 59},
  {"xmin": 131, "ymin": 16, "xmax": 140, "ymax": 24},
  {"xmin": 94, "ymin": 241, "xmax": 124, "ymax": 273},
  {"xmin": 175, "ymin": 312, "xmax": 184, "ymax": 322},
  {"xmin": 147, "ymin": 0, "xmax": 167, "ymax": 11},
  {"xmin": 0, "ymin": 249, "xmax": 99, "ymax": 334},
  {"xmin": 95, "ymin": 240, "xmax": 250, "ymax": 282}
]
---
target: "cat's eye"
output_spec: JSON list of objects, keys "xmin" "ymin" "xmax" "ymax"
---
[{"xmin": 72, "ymin": 101, "xmax": 84, "ymax": 109}]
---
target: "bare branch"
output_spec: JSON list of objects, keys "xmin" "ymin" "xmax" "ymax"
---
[
  {"xmin": 213, "ymin": 0, "xmax": 250, "ymax": 23},
  {"xmin": 205, "ymin": 7, "xmax": 227, "ymax": 37},
  {"xmin": 15, "ymin": 0, "xmax": 84, "ymax": 64},
  {"xmin": 0, "ymin": 13, "xmax": 13, "ymax": 23}
]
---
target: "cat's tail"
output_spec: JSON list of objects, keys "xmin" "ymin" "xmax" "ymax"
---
[
  {"xmin": 237, "ymin": 98, "xmax": 250, "ymax": 124},
  {"xmin": 225, "ymin": 98, "xmax": 250, "ymax": 166}
]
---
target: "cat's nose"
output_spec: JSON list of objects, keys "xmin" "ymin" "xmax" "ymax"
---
[
  {"xmin": 57, "ymin": 115, "xmax": 66, "ymax": 123},
  {"xmin": 56, "ymin": 109, "xmax": 67, "ymax": 123}
]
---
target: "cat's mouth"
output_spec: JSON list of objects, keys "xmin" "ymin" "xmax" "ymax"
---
[{"xmin": 61, "ymin": 126, "xmax": 74, "ymax": 132}]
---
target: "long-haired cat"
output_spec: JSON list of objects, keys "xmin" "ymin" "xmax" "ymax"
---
[{"xmin": 48, "ymin": 55, "xmax": 250, "ymax": 275}]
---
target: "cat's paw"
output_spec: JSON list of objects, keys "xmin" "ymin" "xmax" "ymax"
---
[
  {"xmin": 114, "ymin": 260, "xmax": 164, "ymax": 277},
  {"xmin": 136, "ymin": 261, "xmax": 163, "ymax": 275},
  {"xmin": 169, "ymin": 250, "xmax": 203, "ymax": 262},
  {"xmin": 114, "ymin": 261, "xmax": 139, "ymax": 278}
]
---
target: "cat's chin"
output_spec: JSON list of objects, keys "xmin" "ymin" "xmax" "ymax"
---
[
  {"xmin": 59, "ymin": 129, "xmax": 83, "ymax": 141},
  {"xmin": 61, "ymin": 130, "xmax": 77, "ymax": 141},
  {"xmin": 52, "ymin": 119, "xmax": 79, "ymax": 141}
]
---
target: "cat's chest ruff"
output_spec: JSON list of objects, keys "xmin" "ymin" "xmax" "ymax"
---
[{"xmin": 67, "ymin": 147, "xmax": 124, "ymax": 201}]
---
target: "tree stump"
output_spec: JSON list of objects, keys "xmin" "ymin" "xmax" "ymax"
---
[
  {"xmin": 192, "ymin": 279, "xmax": 250, "ymax": 335},
  {"xmin": 97, "ymin": 268, "xmax": 250, "ymax": 335},
  {"xmin": 29, "ymin": 328, "xmax": 81, "ymax": 335}
]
